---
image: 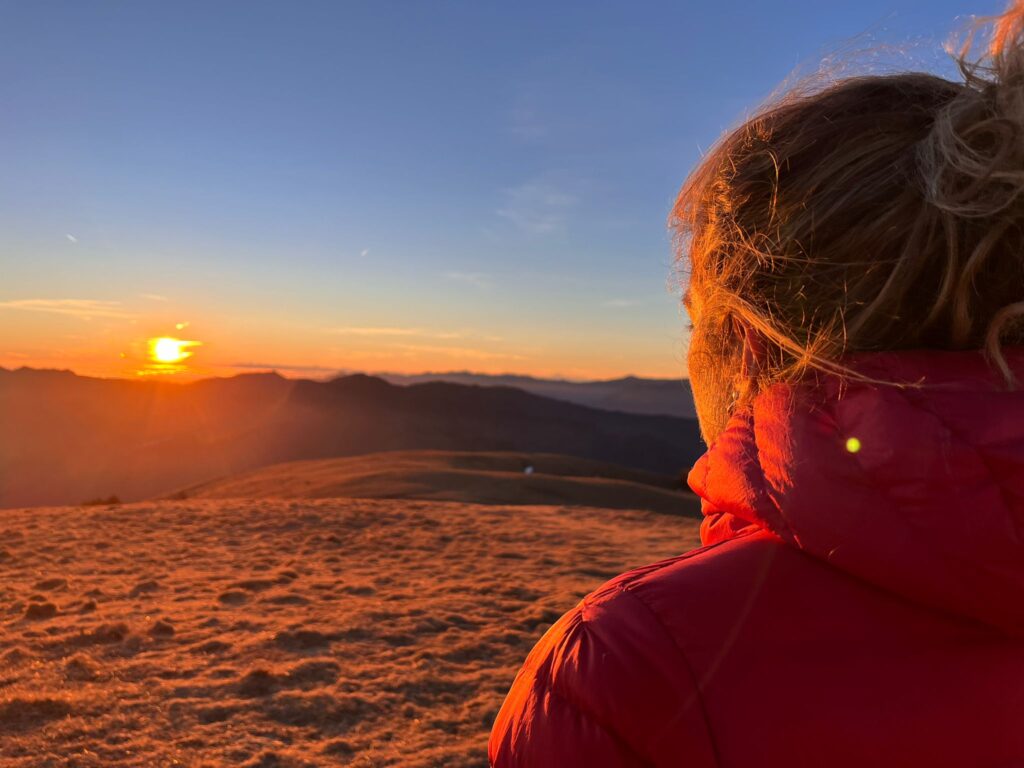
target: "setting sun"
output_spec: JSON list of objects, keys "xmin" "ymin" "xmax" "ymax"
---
[{"xmin": 149, "ymin": 336, "xmax": 199, "ymax": 364}]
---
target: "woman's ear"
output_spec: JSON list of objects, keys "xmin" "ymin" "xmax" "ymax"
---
[{"xmin": 738, "ymin": 319, "xmax": 767, "ymax": 379}]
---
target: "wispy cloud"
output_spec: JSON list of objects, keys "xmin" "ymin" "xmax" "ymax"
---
[
  {"xmin": 507, "ymin": 82, "xmax": 551, "ymax": 141},
  {"xmin": 603, "ymin": 298, "xmax": 640, "ymax": 309},
  {"xmin": 443, "ymin": 271, "xmax": 489, "ymax": 288},
  {"xmin": 509, "ymin": 104, "xmax": 546, "ymax": 140},
  {"xmin": 65, "ymin": 234, "xmax": 78, "ymax": 244},
  {"xmin": 497, "ymin": 182, "xmax": 576, "ymax": 234},
  {"xmin": 360, "ymin": 248, "xmax": 370, "ymax": 258},
  {"xmin": 327, "ymin": 326, "xmax": 426, "ymax": 337},
  {"xmin": 0, "ymin": 298, "xmax": 134, "ymax": 320},
  {"xmin": 140, "ymin": 293, "xmax": 168, "ymax": 302},
  {"xmin": 327, "ymin": 326, "xmax": 466, "ymax": 340}
]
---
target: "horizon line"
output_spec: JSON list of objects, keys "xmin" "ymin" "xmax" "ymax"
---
[{"xmin": 0, "ymin": 363, "xmax": 690, "ymax": 385}]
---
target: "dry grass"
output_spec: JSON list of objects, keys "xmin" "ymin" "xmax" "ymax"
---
[
  {"xmin": 172, "ymin": 451, "xmax": 700, "ymax": 517},
  {"xmin": 0, "ymin": 498, "xmax": 700, "ymax": 766}
]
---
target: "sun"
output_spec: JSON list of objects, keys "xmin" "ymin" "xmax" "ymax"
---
[{"xmin": 149, "ymin": 337, "xmax": 199, "ymax": 364}]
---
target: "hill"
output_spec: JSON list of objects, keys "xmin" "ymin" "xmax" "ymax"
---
[
  {"xmin": 379, "ymin": 371, "xmax": 697, "ymax": 418},
  {"xmin": 0, "ymin": 367, "xmax": 703, "ymax": 508},
  {"xmin": 0, "ymin": 497, "xmax": 702, "ymax": 766},
  {"xmin": 172, "ymin": 450, "xmax": 702, "ymax": 516}
]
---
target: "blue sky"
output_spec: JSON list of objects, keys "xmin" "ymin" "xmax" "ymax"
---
[{"xmin": 0, "ymin": 0, "xmax": 986, "ymax": 379}]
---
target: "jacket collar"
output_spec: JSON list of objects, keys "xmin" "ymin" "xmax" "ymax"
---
[{"xmin": 688, "ymin": 348, "xmax": 1024, "ymax": 634}]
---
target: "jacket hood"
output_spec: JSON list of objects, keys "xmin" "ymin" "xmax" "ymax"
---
[{"xmin": 688, "ymin": 348, "xmax": 1024, "ymax": 635}]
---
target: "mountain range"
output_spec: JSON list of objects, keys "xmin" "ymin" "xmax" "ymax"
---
[
  {"xmin": 0, "ymin": 367, "xmax": 703, "ymax": 508},
  {"xmin": 379, "ymin": 371, "xmax": 696, "ymax": 418}
]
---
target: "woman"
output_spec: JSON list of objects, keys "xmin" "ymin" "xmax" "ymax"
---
[{"xmin": 489, "ymin": 4, "xmax": 1024, "ymax": 766}]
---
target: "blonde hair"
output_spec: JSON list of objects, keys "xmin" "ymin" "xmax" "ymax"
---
[{"xmin": 672, "ymin": 1, "xmax": 1024, "ymax": 396}]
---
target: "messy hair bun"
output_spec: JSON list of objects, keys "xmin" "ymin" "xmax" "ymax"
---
[
  {"xmin": 920, "ymin": 0, "xmax": 1024, "ymax": 380},
  {"xmin": 673, "ymin": 0, "xmax": 1024, "ymax": 393}
]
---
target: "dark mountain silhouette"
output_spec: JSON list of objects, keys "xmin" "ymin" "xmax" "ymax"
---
[
  {"xmin": 378, "ymin": 371, "xmax": 696, "ymax": 418},
  {"xmin": 0, "ymin": 367, "xmax": 703, "ymax": 508}
]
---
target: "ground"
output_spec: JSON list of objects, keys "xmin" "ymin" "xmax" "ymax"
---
[
  {"xmin": 0, "ymin": 499, "xmax": 701, "ymax": 767},
  {"xmin": 172, "ymin": 451, "xmax": 700, "ymax": 517}
]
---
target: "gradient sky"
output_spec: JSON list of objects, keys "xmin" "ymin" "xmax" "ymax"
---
[{"xmin": 0, "ymin": 0, "xmax": 984, "ymax": 380}]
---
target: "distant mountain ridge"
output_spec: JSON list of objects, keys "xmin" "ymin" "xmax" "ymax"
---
[
  {"xmin": 379, "ymin": 371, "xmax": 696, "ymax": 418},
  {"xmin": 0, "ymin": 367, "xmax": 704, "ymax": 508}
]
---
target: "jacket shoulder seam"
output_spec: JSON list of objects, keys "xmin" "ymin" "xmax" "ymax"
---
[
  {"xmin": 596, "ymin": 528, "xmax": 761, "ymax": 596},
  {"xmin": 614, "ymin": 582, "xmax": 722, "ymax": 767},
  {"xmin": 538, "ymin": 668, "xmax": 656, "ymax": 768}
]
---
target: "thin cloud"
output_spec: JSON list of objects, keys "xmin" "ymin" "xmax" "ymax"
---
[
  {"xmin": 327, "ymin": 326, "xmax": 466, "ymax": 340},
  {"xmin": 141, "ymin": 293, "xmax": 169, "ymax": 302},
  {"xmin": 603, "ymin": 298, "xmax": 640, "ymax": 308},
  {"xmin": 327, "ymin": 327, "xmax": 426, "ymax": 337},
  {"xmin": 0, "ymin": 298, "xmax": 135, "ymax": 320},
  {"xmin": 65, "ymin": 234, "xmax": 78, "ymax": 244},
  {"xmin": 360, "ymin": 248, "xmax": 370, "ymax": 258},
  {"xmin": 444, "ymin": 271, "xmax": 489, "ymax": 288},
  {"xmin": 509, "ymin": 104, "xmax": 547, "ymax": 140},
  {"xmin": 508, "ymin": 83, "xmax": 550, "ymax": 141},
  {"xmin": 497, "ymin": 182, "xmax": 576, "ymax": 234}
]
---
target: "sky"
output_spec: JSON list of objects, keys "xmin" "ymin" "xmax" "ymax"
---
[{"xmin": 0, "ymin": 0, "xmax": 987, "ymax": 381}]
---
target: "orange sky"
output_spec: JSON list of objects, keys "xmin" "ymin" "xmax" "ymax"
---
[{"xmin": 0, "ymin": 296, "xmax": 690, "ymax": 382}]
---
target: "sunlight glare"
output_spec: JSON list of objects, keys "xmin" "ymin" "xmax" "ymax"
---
[{"xmin": 149, "ymin": 337, "xmax": 199, "ymax": 365}]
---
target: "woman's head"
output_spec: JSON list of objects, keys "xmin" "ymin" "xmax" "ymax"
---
[{"xmin": 673, "ymin": 2, "xmax": 1024, "ymax": 443}]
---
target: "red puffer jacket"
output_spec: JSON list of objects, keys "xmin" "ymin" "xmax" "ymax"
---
[{"xmin": 489, "ymin": 349, "xmax": 1024, "ymax": 767}]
